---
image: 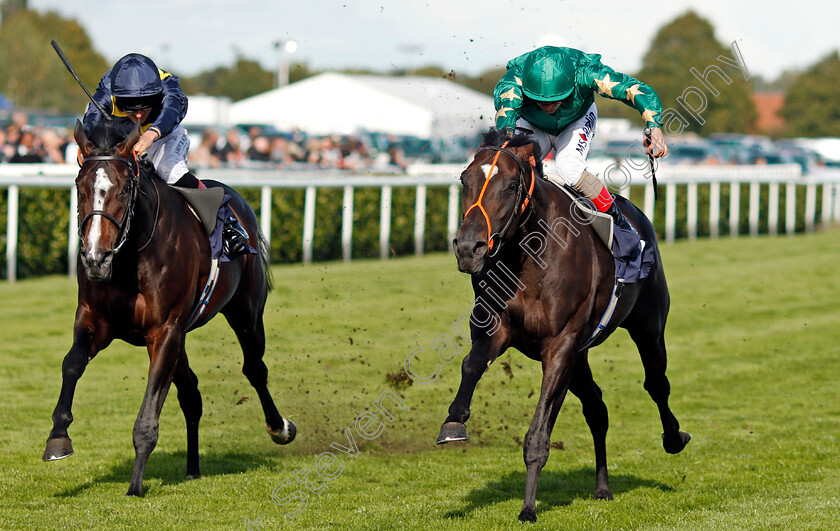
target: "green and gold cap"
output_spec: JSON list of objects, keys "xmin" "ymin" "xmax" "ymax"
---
[{"xmin": 521, "ymin": 52, "xmax": 576, "ymax": 102}]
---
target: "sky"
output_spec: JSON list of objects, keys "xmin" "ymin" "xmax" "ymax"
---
[{"xmin": 26, "ymin": 0, "xmax": 840, "ymax": 82}]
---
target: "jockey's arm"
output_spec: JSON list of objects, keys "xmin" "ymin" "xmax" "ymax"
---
[
  {"xmin": 582, "ymin": 58, "xmax": 668, "ymax": 158},
  {"xmin": 148, "ymin": 71, "xmax": 188, "ymax": 139},
  {"xmin": 82, "ymin": 71, "xmax": 115, "ymax": 130}
]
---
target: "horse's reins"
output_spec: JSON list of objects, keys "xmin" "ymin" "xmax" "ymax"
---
[
  {"xmin": 463, "ymin": 141, "xmax": 536, "ymax": 257},
  {"xmin": 77, "ymin": 153, "xmax": 160, "ymax": 255}
]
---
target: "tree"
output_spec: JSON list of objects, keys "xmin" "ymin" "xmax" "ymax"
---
[
  {"xmin": 633, "ymin": 10, "xmax": 757, "ymax": 136},
  {"xmin": 457, "ymin": 68, "xmax": 506, "ymax": 96},
  {"xmin": 779, "ymin": 51, "xmax": 840, "ymax": 137},
  {"xmin": 751, "ymin": 70, "xmax": 799, "ymax": 93},
  {"xmin": 0, "ymin": 9, "xmax": 108, "ymax": 113},
  {"xmin": 183, "ymin": 58, "xmax": 275, "ymax": 102},
  {"xmin": 288, "ymin": 62, "xmax": 316, "ymax": 85},
  {"xmin": 0, "ymin": 0, "xmax": 26, "ymax": 22}
]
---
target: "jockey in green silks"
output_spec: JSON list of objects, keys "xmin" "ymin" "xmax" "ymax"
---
[{"xmin": 493, "ymin": 46, "xmax": 669, "ymax": 230}]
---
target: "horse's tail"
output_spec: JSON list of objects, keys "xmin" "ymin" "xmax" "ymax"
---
[{"xmin": 257, "ymin": 226, "xmax": 274, "ymax": 292}]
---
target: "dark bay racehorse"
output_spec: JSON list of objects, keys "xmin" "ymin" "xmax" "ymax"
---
[
  {"xmin": 43, "ymin": 120, "xmax": 296, "ymax": 496},
  {"xmin": 437, "ymin": 130, "xmax": 690, "ymax": 522}
]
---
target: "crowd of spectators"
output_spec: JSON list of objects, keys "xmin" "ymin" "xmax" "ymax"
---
[
  {"xmin": 0, "ymin": 112, "xmax": 76, "ymax": 164},
  {"xmin": 1, "ymin": 111, "xmax": 410, "ymax": 172},
  {"xmin": 4, "ymin": 111, "xmax": 825, "ymax": 173},
  {"xmin": 188, "ymin": 126, "xmax": 409, "ymax": 172}
]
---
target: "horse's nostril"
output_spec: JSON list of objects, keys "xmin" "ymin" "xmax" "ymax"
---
[{"xmin": 472, "ymin": 240, "xmax": 487, "ymax": 253}]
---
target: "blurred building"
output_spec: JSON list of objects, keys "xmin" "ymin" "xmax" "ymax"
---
[
  {"xmin": 226, "ymin": 72, "xmax": 494, "ymax": 140},
  {"xmin": 750, "ymin": 92, "xmax": 785, "ymax": 137}
]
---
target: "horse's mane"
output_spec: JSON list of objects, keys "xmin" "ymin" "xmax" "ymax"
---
[
  {"xmin": 85, "ymin": 119, "xmax": 155, "ymax": 179},
  {"xmin": 481, "ymin": 127, "xmax": 539, "ymax": 152},
  {"xmin": 86, "ymin": 119, "xmax": 131, "ymax": 155},
  {"xmin": 138, "ymin": 158, "xmax": 156, "ymax": 178},
  {"xmin": 480, "ymin": 128, "xmax": 545, "ymax": 180}
]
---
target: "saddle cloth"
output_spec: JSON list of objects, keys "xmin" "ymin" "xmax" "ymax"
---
[
  {"xmin": 544, "ymin": 176, "xmax": 655, "ymax": 283},
  {"xmin": 171, "ymin": 185, "xmax": 255, "ymax": 262},
  {"xmin": 171, "ymin": 186, "xmax": 224, "ymax": 234}
]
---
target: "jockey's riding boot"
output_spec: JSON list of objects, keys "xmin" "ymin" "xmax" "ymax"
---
[
  {"xmin": 173, "ymin": 172, "xmax": 203, "ymax": 188},
  {"xmin": 607, "ymin": 202, "xmax": 635, "ymax": 232},
  {"xmin": 223, "ymin": 216, "xmax": 249, "ymax": 255}
]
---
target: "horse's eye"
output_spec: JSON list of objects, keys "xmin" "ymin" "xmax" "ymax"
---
[
  {"xmin": 121, "ymin": 184, "xmax": 131, "ymax": 196},
  {"xmin": 506, "ymin": 181, "xmax": 519, "ymax": 192}
]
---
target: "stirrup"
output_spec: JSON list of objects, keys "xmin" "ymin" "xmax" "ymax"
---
[{"xmin": 222, "ymin": 217, "xmax": 249, "ymax": 255}]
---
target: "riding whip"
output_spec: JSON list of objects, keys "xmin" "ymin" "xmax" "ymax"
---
[
  {"xmin": 643, "ymin": 127, "xmax": 660, "ymax": 201},
  {"xmin": 50, "ymin": 39, "xmax": 111, "ymax": 118}
]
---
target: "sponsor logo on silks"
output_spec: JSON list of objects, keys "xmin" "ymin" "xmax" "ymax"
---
[{"xmin": 575, "ymin": 111, "xmax": 596, "ymax": 155}]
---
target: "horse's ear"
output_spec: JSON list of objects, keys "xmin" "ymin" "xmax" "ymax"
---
[
  {"xmin": 511, "ymin": 138, "xmax": 536, "ymax": 160},
  {"xmin": 116, "ymin": 123, "xmax": 142, "ymax": 158},
  {"xmin": 74, "ymin": 120, "xmax": 94, "ymax": 158}
]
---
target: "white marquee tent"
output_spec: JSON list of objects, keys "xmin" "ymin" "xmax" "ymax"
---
[{"xmin": 227, "ymin": 72, "xmax": 495, "ymax": 139}]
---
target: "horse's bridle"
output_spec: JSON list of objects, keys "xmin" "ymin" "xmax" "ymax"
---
[
  {"xmin": 77, "ymin": 153, "xmax": 157, "ymax": 255},
  {"xmin": 463, "ymin": 141, "xmax": 536, "ymax": 257}
]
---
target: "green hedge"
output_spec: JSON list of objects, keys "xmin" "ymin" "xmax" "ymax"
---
[
  {"xmin": 625, "ymin": 182, "xmax": 826, "ymax": 240},
  {"xmin": 0, "ymin": 188, "xmax": 72, "ymax": 280},
  {"xmin": 0, "ymin": 182, "xmax": 827, "ymax": 280},
  {"xmin": 0, "ymin": 185, "xmax": 455, "ymax": 280},
  {"xmin": 252, "ymin": 185, "xmax": 453, "ymax": 263}
]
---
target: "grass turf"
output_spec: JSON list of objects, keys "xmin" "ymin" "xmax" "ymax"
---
[{"xmin": 1, "ymin": 229, "xmax": 839, "ymax": 529}]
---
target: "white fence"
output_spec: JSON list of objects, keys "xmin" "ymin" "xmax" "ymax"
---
[{"xmin": 2, "ymin": 163, "xmax": 840, "ymax": 283}]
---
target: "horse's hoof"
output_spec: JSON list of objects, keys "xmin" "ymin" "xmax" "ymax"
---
[
  {"xmin": 125, "ymin": 486, "xmax": 143, "ymax": 497},
  {"xmin": 518, "ymin": 507, "xmax": 537, "ymax": 523},
  {"xmin": 185, "ymin": 474, "xmax": 201, "ymax": 480},
  {"xmin": 43, "ymin": 437, "xmax": 74, "ymax": 461},
  {"xmin": 594, "ymin": 487, "xmax": 614, "ymax": 500},
  {"xmin": 662, "ymin": 431, "xmax": 692, "ymax": 454},
  {"xmin": 266, "ymin": 419, "xmax": 296, "ymax": 445},
  {"xmin": 436, "ymin": 422, "xmax": 468, "ymax": 445}
]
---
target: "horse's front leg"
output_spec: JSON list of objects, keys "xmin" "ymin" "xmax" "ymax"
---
[
  {"xmin": 519, "ymin": 338, "xmax": 578, "ymax": 523},
  {"xmin": 127, "ymin": 326, "xmax": 183, "ymax": 497},
  {"xmin": 436, "ymin": 323, "xmax": 509, "ymax": 444},
  {"xmin": 43, "ymin": 308, "xmax": 106, "ymax": 461}
]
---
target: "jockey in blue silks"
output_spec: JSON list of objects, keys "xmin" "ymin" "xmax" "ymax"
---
[{"xmin": 84, "ymin": 53, "xmax": 248, "ymax": 254}]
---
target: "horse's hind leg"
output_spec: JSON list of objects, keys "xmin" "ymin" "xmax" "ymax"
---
[
  {"xmin": 224, "ymin": 298, "xmax": 296, "ymax": 445},
  {"xmin": 568, "ymin": 352, "xmax": 612, "ymax": 500},
  {"xmin": 172, "ymin": 351, "xmax": 202, "ymax": 478},
  {"xmin": 628, "ymin": 329, "xmax": 691, "ymax": 454}
]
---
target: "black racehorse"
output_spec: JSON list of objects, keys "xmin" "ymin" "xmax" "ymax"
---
[
  {"xmin": 42, "ymin": 120, "xmax": 296, "ymax": 496},
  {"xmin": 437, "ymin": 129, "xmax": 690, "ymax": 522}
]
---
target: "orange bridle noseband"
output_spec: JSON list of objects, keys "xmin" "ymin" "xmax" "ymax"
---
[{"xmin": 462, "ymin": 141, "xmax": 536, "ymax": 255}]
